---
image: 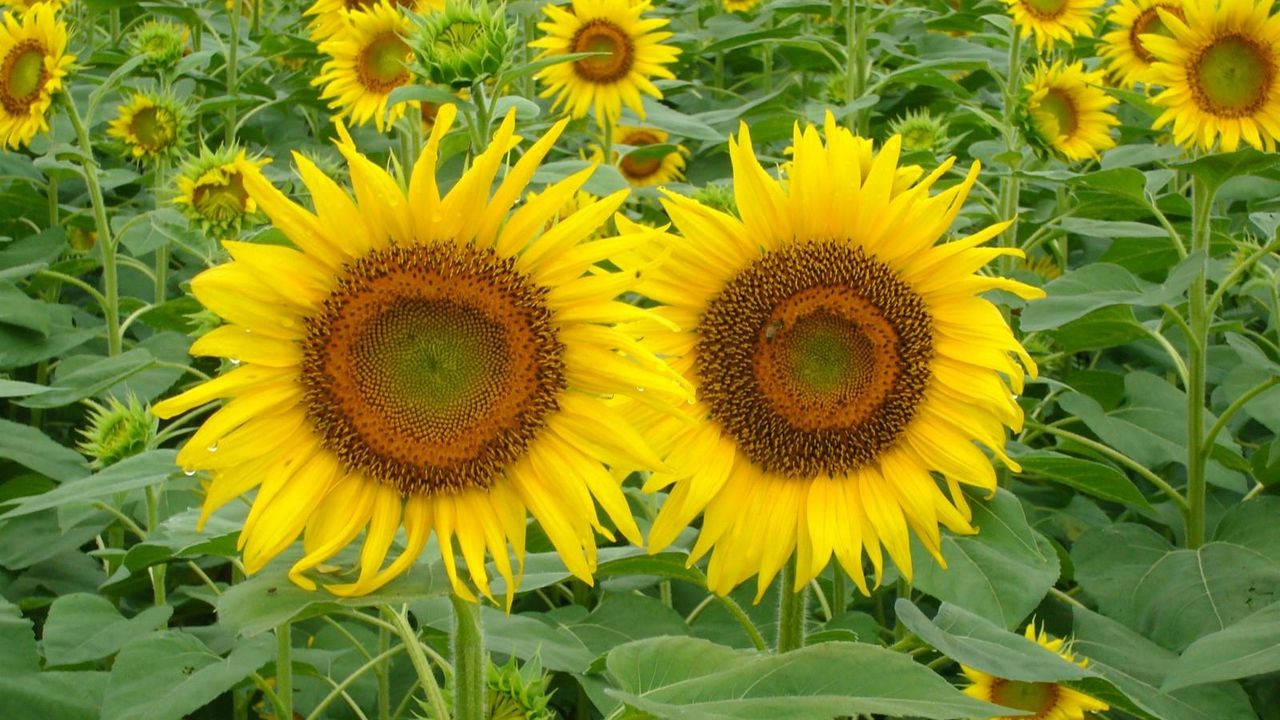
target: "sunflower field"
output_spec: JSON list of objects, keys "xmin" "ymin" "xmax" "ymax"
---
[{"xmin": 1, "ymin": 0, "xmax": 1279, "ymax": 717}]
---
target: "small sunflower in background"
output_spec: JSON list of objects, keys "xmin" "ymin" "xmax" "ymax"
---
[
  {"xmin": 1002, "ymin": 0, "xmax": 1104, "ymax": 50},
  {"xmin": 1145, "ymin": 0, "xmax": 1280, "ymax": 152},
  {"xmin": 1025, "ymin": 61, "xmax": 1119, "ymax": 161},
  {"xmin": 107, "ymin": 92, "xmax": 188, "ymax": 162},
  {"xmin": 153, "ymin": 105, "xmax": 688, "ymax": 603},
  {"xmin": 304, "ymin": 0, "xmax": 440, "ymax": 43},
  {"xmin": 314, "ymin": 2, "xmax": 416, "ymax": 131},
  {"xmin": 128, "ymin": 19, "xmax": 190, "ymax": 72},
  {"xmin": 629, "ymin": 116, "xmax": 1042, "ymax": 599},
  {"xmin": 531, "ymin": 0, "xmax": 681, "ymax": 126},
  {"xmin": 1098, "ymin": 0, "xmax": 1184, "ymax": 89},
  {"xmin": 0, "ymin": 3, "xmax": 72, "ymax": 149},
  {"xmin": 722, "ymin": 0, "xmax": 762, "ymax": 13},
  {"xmin": 0, "ymin": 0, "xmax": 67, "ymax": 11},
  {"xmin": 962, "ymin": 624, "xmax": 1110, "ymax": 720},
  {"xmin": 173, "ymin": 146, "xmax": 266, "ymax": 240},
  {"xmin": 595, "ymin": 125, "xmax": 687, "ymax": 187}
]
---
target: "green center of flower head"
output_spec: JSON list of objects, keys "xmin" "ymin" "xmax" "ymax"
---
[
  {"xmin": 358, "ymin": 32, "xmax": 411, "ymax": 92},
  {"xmin": 697, "ymin": 241, "xmax": 934, "ymax": 478},
  {"xmin": 302, "ymin": 244, "xmax": 566, "ymax": 494},
  {"xmin": 437, "ymin": 20, "xmax": 483, "ymax": 54},
  {"xmin": 1021, "ymin": 0, "xmax": 1069, "ymax": 19},
  {"xmin": 131, "ymin": 106, "xmax": 176, "ymax": 151},
  {"xmin": 1, "ymin": 41, "xmax": 48, "ymax": 114},
  {"xmin": 1193, "ymin": 34, "xmax": 1274, "ymax": 116},
  {"xmin": 991, "ymin": 679, "xmax": 1058, "ymax": 715},
  {"xmin": 1036, "ymin": 88, "xmax": 1078, "ymax": 138},
  {"xmin": 572, "ymin": 20, "xmax": 634, "ymax": 83},
  {"xmin": 192, "ymin": 172, "xmax": 249, "ymax": 223}
]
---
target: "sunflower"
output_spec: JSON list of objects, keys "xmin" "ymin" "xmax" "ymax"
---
[
  {"xmin": 1099, "ymin": 0, "xmax": 1184, "ymax": 88},
  {"xmin": 631, "ymin": 116, "xmax": 1042, "ymax": 599},
  {"xmin": 1002, "ymin": 0, "xmax": 1104, "ymax": 50},
  {"xmin": 962, "ymin": 624, "xmax": 1110, "ymax": 720},
  {"xmin": 1145, "ymin": 0, "xmax": 1280, "ymax": 152},
  {"xmin": 128, "ymin": 19, "xmax": 190, "ymax": 71},
  {"xmin": 107, "ymin": 92, "xmax": 187, "ymax": 162},
  {"xmin": 304, "ymin": 0, "xmax": 440, "ymax": 43},
  {"xmin": 0, "ymin": 4, "xmax": 72, "ymax": 150},
  {"xmin": 152, "ymin": 105, "xmax": 687, "ymax": 602},
  {"xmin": 722, "ymin": 0, "xmax": 761, "ymax": 13},
  {"xmin": 0, "ymin": 0, "xmax": 66, "ymax": 11},
  {"xmin": 173, "ymin": 146, "xmax": 267, "ymax": 240},
  {"xmin": 595, "ymin": 125, "xmax": 686, "ymax": 187},
  {"xmin": 530, "ymin": 0, "xmax": 681, "ymax": 126},
  {"xmin": 314, "ymin": 3, "xmax": 417, "ymax": 131},
  {"xmin": 1026, "ymin": 61, "xmax": 1120, "ymax": 161}
]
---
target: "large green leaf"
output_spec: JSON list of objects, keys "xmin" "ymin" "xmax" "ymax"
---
[
  {"xmin": 0, "ymin": 672, "xmax": 108, "ymax": 720},
  {"xmin": 0, "ymin": 417, "xmax": 87, "ymax": 482},
  {"xmin": 1072, "ymin": 606, "xmax": 1257, "ymax": 720},
  {"xmin": 1213, "ymin": 496, "xmax": 1280, "ymax": 562},
  {"xmin": 0, "ymin": 596, "xmax": 38, "ymax": 674},
  {"xmin": 100, "ymin": 631, "xmax": 274, "ymax": 720},
  {"xmin": 42, "ymin": 593, "xmax": 173, "ymax": 667},
  {"xmin": 1164, "ymin": 602, "xmax": 1280, "ymax": 690},
  {"xmin": 1020, "ymin": 257, "xmax": 1201, "ymax": 332},
  {"xmin": 911, "ymin": 489, "xmax": 1060, "ymax": 628},
  {"xmin": 17, "ymin": 348, "xmax": 156, "ymax": 409},
  {"xmin": 604, "ymin": 637, "xmax": 1007, "ymax": 719},
  {"xmin": 1072, "ymin": 523, "xmax": 1172, "ymax": 617},
  {"xmin": 1, "ymin": 450, "xmax": 178, "ymax": 518},
  {"xmin": 894, "ymin": 600, "xmax": 1093, "ymax": 682},
  {"xmin": 1009, "ymin": 446, "xmax": 1152, "ymax": 509}
]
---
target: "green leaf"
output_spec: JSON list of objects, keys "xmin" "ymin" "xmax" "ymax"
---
[
  {"xmin": 1009, "ymin": 447, "xmax": 1153, "ymax": 509},
  {"xmin": 1071, "ymin": 606, "xmax": 1257, "ymax": 720},
  {"xmin": 1164, "ymin": 602, "xmax": 1280, "ymax": 690},
  {"xmin": 1213, "ymin": 496, "xmax": 1280, "ymax": 562},
  {"xmin": 0, "ymin": 281, "xmax": 52, "ymax": 336},
  {"xmin": 1072, "ymin": 523, "xmax": 1172, "ymax": 619},
  {"xmin": 0, "ymin": 672, "xmax": 108, "ymax": 720},
  {"xmin": 1044, "ymin": 305, "xmax": 1148, "ymax": 354},
  {"xmin": 42, "ymin": 593, "xmax": 173, "ymax": 666},
  {"xmin": 1, "ymin": 450, "xmax": 177, "ymax": 519},
  {"xmin": 1175, "ymin": 148, "xmax": 1280, "ymax": 192},
  {"xmin": 1068, "ymin": 167, "xmax": 1147, "ymax": 204},
  {"xmin": 18, "ymin": 349, "xmax": 156, "ymax": 409},
  {"xmin": 0, "ymin": 596, "xmax": 38, "ymax": 674},
  {"xmin": 1020, "ymin": 255, "xmax": 1202, "ymax": 332},
  {"xmin": 911, "ymin": 489, "xmax": 1060, "ymax": 628},
  {"xmin": 0, "ymin": 417, "xmax": 87, "ymax": 482},
  {"xmin": 605, "ymin": 638, "xmax": 1008, "ymax": 719},
  {"xmin": 1059, "ymin": 217, "xmax": 1170, "ymax": 239},
  {"xmin": 596, "ymin": 552, "xmax": 708, "ymax": 587},
  {"xmin": 894, "ymin": 600, "xmax": 1094, "ymax": 682},
  {"xmin": 100, "ymin": 631, "xmax": 274, "ymax": 720},
  {"xmin": 0, "ymin": 378, "xmax": 50, "ymax": 398}
]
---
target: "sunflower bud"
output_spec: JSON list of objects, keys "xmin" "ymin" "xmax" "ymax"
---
[
  {"xmin": 78, "ymin": 395, "xmax": 156, "ymax": 469},
  {"xmin": 128, "ymin": 20, "xmax": 189, "ymax": 71},
  {"xmin": 691, "ymin": 181, "xmax": 738, "ymax": 217},
  {"xmin": 888, "ymin": 108, "xmax": 949, "ymax": 153},
  {"xmin": 107, "ymin": 92, "xmax": 190, "ymax": 163},
  {"xmin": 424, "ymin": 657, "xmax": 554, "ymax": 720},
  {"xmin": 173, "ymin": 145, "xmax": 268, "ymax": 241},
  {"xmin": 411, "ymin": 0, "xmax": 514, "ymax": 89}
]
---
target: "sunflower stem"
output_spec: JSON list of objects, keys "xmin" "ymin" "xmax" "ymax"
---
[
  {"xmin": 154, "ymin": 157, "xmax": 170, "ymax": 304},
  {"xmin": 275, "ymin": 622, "xmax": 294, "ymax": 720},
  {"xmin": 60, "ymin": 91, "xmax": 121, "ymax": 357},
  {"xmin": 226, "ymin": 0, "xmax": 242, "ymax": 145},
  {"xmin": 997, "ymin": 21, "xmax": 1024, "ymax": 270},
  {"xmin": 776, "ymin": 560, "xmax": 807, "ymax": 653},
  {"xmin": 377, "ymin": 612, "xmax": 392, "ymax": 720},
  {"xmin": 1185, "ymin": 176, "xmax": 1214, "ymax": 550},
  {"xmin": 387, "ymin": 605, "xmax": 450, "ymax": 720},
  {"xmin": 831, "ymin": 571, "xmax": 846, "ymax": 620},
  {"xmin": 843, "ymin": 0, "xmax": 868, "ymax": 131},
  {"xmin": 451, "ymin": 594, "xmax": 486, "ymax": 720}
]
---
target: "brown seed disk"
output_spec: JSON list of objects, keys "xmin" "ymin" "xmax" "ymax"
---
[{"xmin": 571, "ymin": 19, "xmax": 635, "ymax": 83}]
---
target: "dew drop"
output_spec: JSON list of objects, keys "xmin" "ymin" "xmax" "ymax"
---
[
  {"xmin": 183, "ymin": 469, "xmax": 197, "ymax": 476},
  {"xmin": 207, "ymin": 443, "xmax": 219, "ymax": 453},
  {"xmin": 635, "ymin": 386, "xmax": 646, "ymax": 393}
]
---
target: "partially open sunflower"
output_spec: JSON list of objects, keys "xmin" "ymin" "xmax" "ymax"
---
[
  {"xmin": 0, "ymin": 3, "xmax": 72, "ymax": 149},
  {"xmin": 631, "ymin": 116, "xmax": 1042, "ymax": 599},
  {"xmin": 1145, "ymin": 0, "xmax": 1280, "ymax": 152},
  {"xmin": 1026, "ymin": 60, "xmax": 1120, "ymax": 161},
  {"xmin": 1002, "ymin": 0, "xmax": 1103, "ymax": 50},
  {"xmin": 173, "ymin": 146, "xmax": 266, "ymax": 240},
  {"xmin": 1099, "ymin": 0, "xmax": 1185, "ymax": 89},
  {"xmin": 530, "ymin": 0, "xmax": 680, "ymax": 126},
  {"xmin": 963, "ymin": 624, "xmax": 1110, "ymax": 720},
  {"xmin": 153, "ymin": 105, "xmax": 687, "ymax": 602},
  {"xmin": 313, "ymin": 2, "xmax": 416, "ymax": 131}
]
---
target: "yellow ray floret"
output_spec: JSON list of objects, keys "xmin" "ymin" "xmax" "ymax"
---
[
  {"xmin": 1098, "ymin": 0, "xmax": 1185, "ymax": 89},
  {"xmin": 1002, "ymin": 0, "xmax": 1104, "ymax": 50},
  {"xmin": 962, "ymin": 624, "xmax": 1110, "ymax": 720},
  {"xmin": 154, "ymin": 105, "xmax": 689, "ymax": 606},
  {"xmin": 1026, "ymin": 60, "xmax": 1120, "ymax": 161},
  {"xmin": 1145, "ymin": 0, "xmax": 1280, "ymax": 152},
  {"xmin": 629, "ymin": 115, "xmax": 1043, "ymax": 601},
  {"xmin": 0, "ymin": 3, "xmax": 72, "ymax": 149},
  {"xmin": 530, "ymin": 0, "xmax": 681, "ymax": 126}
]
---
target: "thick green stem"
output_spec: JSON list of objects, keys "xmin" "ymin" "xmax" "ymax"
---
[
  {"xmin": 153, "ymin": 158, "xmax": 169, "ymax": 304},
  {"xmin": 717, "ymin": 595, "xmax": 768, "ymax": 651},
  {"xmin": 997, "ymin": 23, "xmax": 1023, "ymax": 267},
  {"xmin": 276, "ymin": 623, "xmax": 293, "ymax": 720},
  {"xmin": 145, "ymin": 486, "xmax": 166, "ymax": 606},
  {"xmin": 1186, "ymin": 178, "xmax": 1214, "ymax": 549},
  {"xmin": 227, "ymin": 0, "xmax": 242, "ymax": 145},
  {"xmin": 831, "ymin": 571, "xmax": 846, "ymax": 620},
  {"xmin": 775, "ymin": 561, "xmax": 807, "ymax": 653},
  {"xmin": 451, "ymin": 595, "xmax": 485, "ymax": 720},
  {"xmin": 844, "ymin": 0, "xmax": 868, "ymax": 131},
  {"xmin": 60, "ymin": 92, "xmax": 120, "ymax": 356},
  {"xmin": 387, "ymin": 606, "xmax": 450, "ymax": 720}
]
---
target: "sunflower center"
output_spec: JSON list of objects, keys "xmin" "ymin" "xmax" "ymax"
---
[
  {"xmin": 358, "ymin": 31, "xmax": 411, "ymax": 93},
  {"xmin": 1019, "ymin": 0, "xmax": 1068, "ymax": 20},
  {"xmin": 301, "ymin": 243, "xmax": 565, "ymax": 494},
  {"xmin": 1, "ymin": 40, "xmax": 48, "ymax": 115},
  {"xmin": 696, "ymin": 241, "xmax": 933, "ymax": 478},
  {"xmin": 1037, "ymin": 88, "xmax": 1078, "ymax": 137},
  {"xmin": 192, "ymin": 172, "xmax": 250, "ymax": 222},
  {"xmin": 619, "ymin": 130, "xmax": 664, "ymax": 179},
  {"xmin": 571, "ymin": 19, "xmax": 635, "ymax": 83},
  {"xmin": 1191, "ymin": 33, "xmax": 1275, "ymax": 117},
  {"xmin": 1129, "ymin": 4, "xmax": 1181, "ymax": 63},
  {"xmin": 130, "ymin": 106, "xmax": 176, "ymax": 152},
  {"xmin": 990, "ymin": 679, "xmax": 1059, "ymax": 716}
]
